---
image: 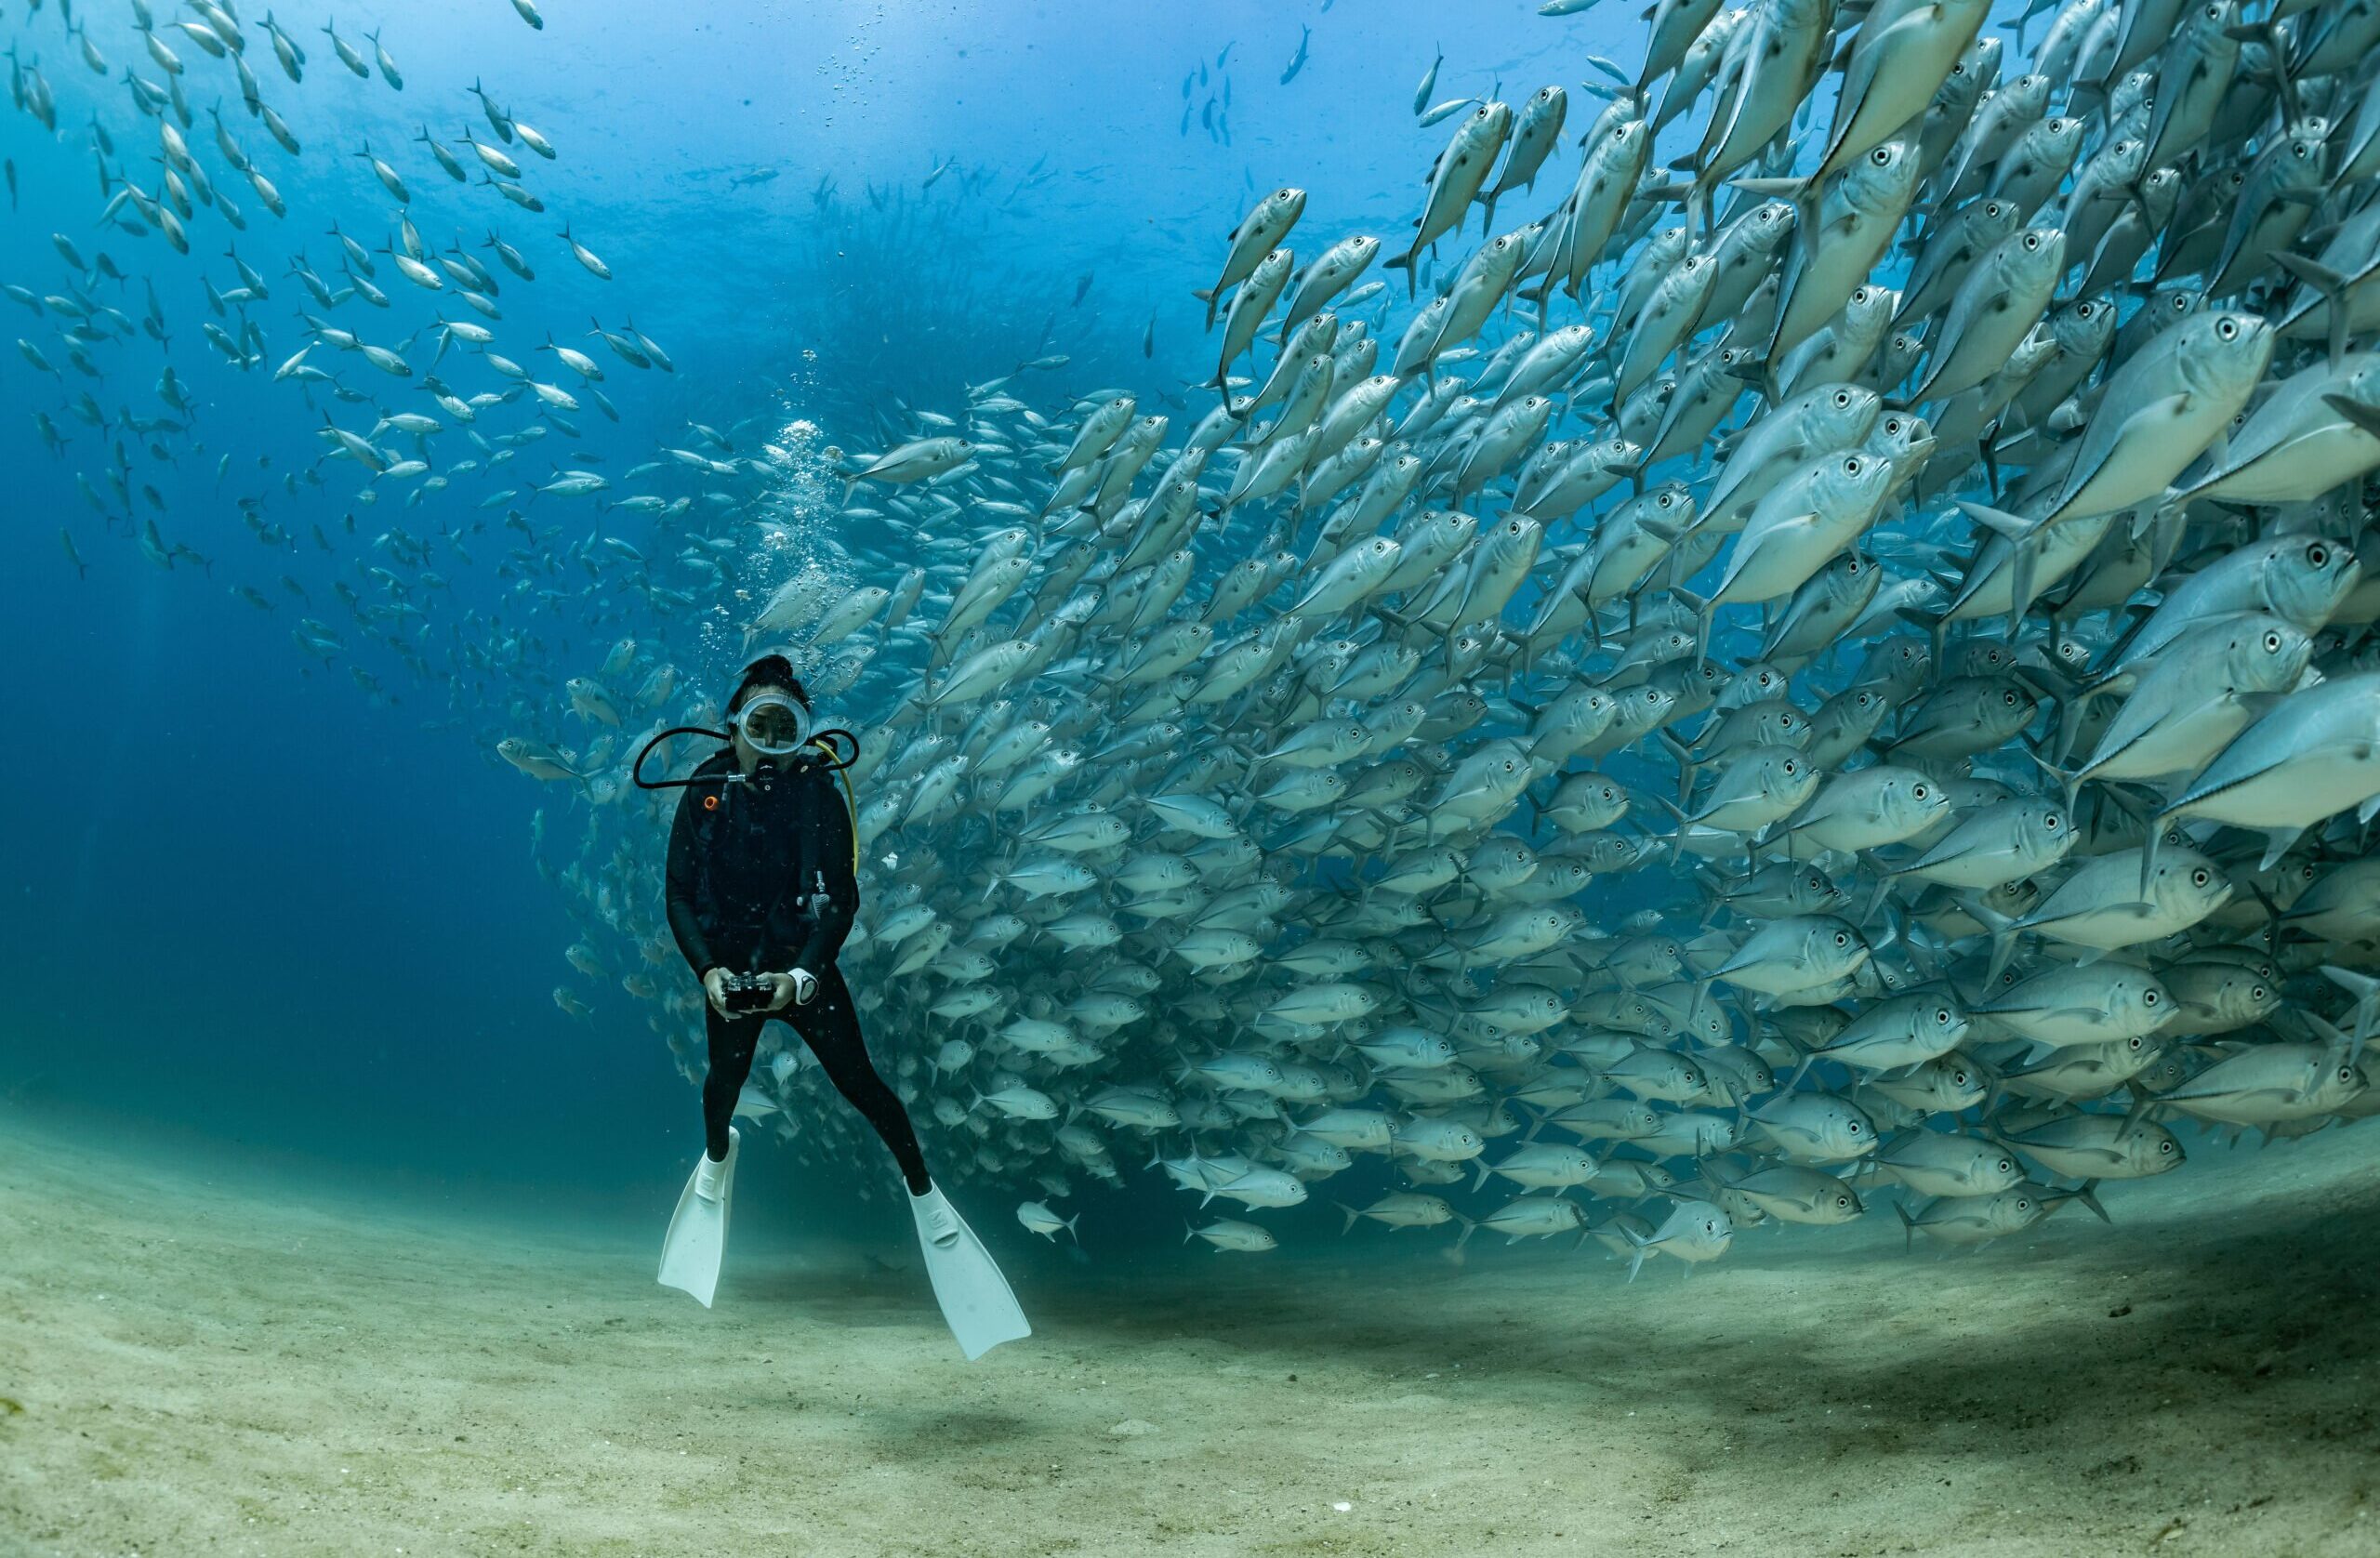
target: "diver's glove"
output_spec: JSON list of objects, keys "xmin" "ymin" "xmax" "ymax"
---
[{"xmin": 787, "ymin": 968, "xmax": 819, "ymax": 1006}]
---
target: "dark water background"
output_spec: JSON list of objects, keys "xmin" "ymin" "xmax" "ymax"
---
[{"xmin": 0, "ymin": 0, "xmax": 1651, "ymax": 1253}]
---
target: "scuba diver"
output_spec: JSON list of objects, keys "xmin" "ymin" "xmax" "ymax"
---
[{"xmin": 646, "ymin": 654, "xmax": 1028, "ymax": 1360}]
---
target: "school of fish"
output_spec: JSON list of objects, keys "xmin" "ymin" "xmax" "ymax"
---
[{"xmin": 14, "ymin": 0, "xmax": 2380, "ymax": 1277}]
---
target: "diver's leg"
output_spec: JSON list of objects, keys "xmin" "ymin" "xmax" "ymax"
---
[
  {"xmin": 785, "ymin": 964, "xmax": 932, "ymax": 1193},
  {"xmin": 701, "ymin": 1002, "xmax": 764, "ymax": 1162}
]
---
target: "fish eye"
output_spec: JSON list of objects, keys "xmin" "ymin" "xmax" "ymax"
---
[
  {"xmin": 1846, "ymin": 1119, "xmax": 1861, "ymax": 1133},
  {"xmin": 1937, "ymin": 1009, "xmax": 1951, "ymax": 1024},
  {"xmin": 2023, "ymin": 233, "xmax": 2040, "ymax": 249},
  {"xmin": 1834, "ymin": 390, "xmax": 1852, "ymax": 406},
  {"xmin": 2265, "ymin": 632, "xmax": 2281, "ymax": 651},
  {"xmin": 1844, "ymin": 456, "xmax": 1862, "ymax": 474},
  {"xmin": 1998, "ymin": 1158, "xmax": 2015, "ymax": 1174},
  {"xmin": 1913, "ymin": 785, "xmax": 1927, "ymax": 798},
  {"xmin": 2309, "ymin": 544, "xmax": 2330, "ymax": 565},
  {"xmin": 2217, "ymin": 318, "xmax": 2239, "ymax": 338},
  {"xmin": 1871, "ymin": 147, "xmax": 1893, "ymax": 165},
  {"xmin": 1833, "ymin": 931, "xmax": 1848, "ymax": 945},
  {"xmin": 2253, "ymin": 985, "xmax": 2267, "ymax": 1000},
  {"xmin": 2143, "ymin": 989, "xmax": 2159, "ymax": 1005},
  {"xmin": 2045, "ymin": 814, "xmax": 2059, "ymax": 829},
  {"xmin": 2003, "ymin": 690, "xmax": 2018, "ymax": 705},
  {"xmin": 2193, "ymin": 869, "xmax": 2210, "ymax": 886}
]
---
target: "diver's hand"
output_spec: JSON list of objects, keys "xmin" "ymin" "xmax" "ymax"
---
[
  {"xmin": 702, "ymin": 968, "xmax": 734, "ymax": 1015},
  {"xmin": 787, "ymin": 968, "xmax": 819, "ymax": 1007}
]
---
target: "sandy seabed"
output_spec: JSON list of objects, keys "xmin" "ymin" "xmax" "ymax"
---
[{"xmin": 1, "ymin": 1105, "xmax": 2374, "ymax": 1558}]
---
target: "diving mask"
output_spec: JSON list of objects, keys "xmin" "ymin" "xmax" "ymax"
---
[{"xmin": 730, "ymin": 692, "xmax": 809, "ymax": 758}]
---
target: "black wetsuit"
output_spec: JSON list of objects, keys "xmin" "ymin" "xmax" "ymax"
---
[{"xmin": 665, "ymin": 748, "xmax": 930, "ymax": 1193}]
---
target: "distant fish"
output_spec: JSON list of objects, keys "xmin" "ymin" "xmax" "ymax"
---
[
  {"xmin": 1279, "ymin": 24, "xmax": 1310, "ymax": 85},
  {"xmin": 29, "ymin": 0, "xmax": 2380, "ymax": 1293}
]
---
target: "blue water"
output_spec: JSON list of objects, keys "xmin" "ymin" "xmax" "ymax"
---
[{"xmin": 0, "ymin": 0, "xmax": 1630, "ymax": 1220}]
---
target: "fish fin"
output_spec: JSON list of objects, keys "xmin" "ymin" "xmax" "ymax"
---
[
  {"xmin": 1970, "ymin": 901, "xmax": 2019, "ymax": 986},
  {"xmin": 1956, "ymin": 498, "xmax": 2038, "ymax": 544},
  {"xmin": 1672, "ymin": 584, "xmax": 1712, "ymax": 665},
  {"xmin": 2136, "ymin": 815, "xmax": 2167, "ymax": 901},
  {"xmin": 1652, "ymin": 795, "xmax": 1689, "ymax": 866},
  {"xmin": 2020, "ymin": 742, "xmax": 2083, "ymax": 816},
  {"xmin": 2321, "ymin": 390, "xmax": 2380, "ymax": 440},
  {"xmin": 2275, "ymin": 252, "xmax": 2352, "ymax": 366}
]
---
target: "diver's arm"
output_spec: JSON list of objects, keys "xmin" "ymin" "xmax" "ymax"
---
[
  {"xmin": 664, "ymin": 785, "xmax": 719, "ymax": 977},
  {"xmin": 794, "ymin": 768, "xmax": 860, "ymax": 974}
]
